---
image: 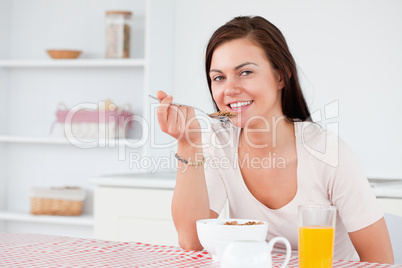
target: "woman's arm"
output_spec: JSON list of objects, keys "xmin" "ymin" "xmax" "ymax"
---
[
  {"xmin": 156, "ymin": 91, "xmax": 216, "ymax": 250},
  {"xmin": 348, "ymin": 217, "xmax": 394, "ymax": 264},
  {"xmin": 171, "ymin": 142, "xmax": 216, "ymax": 250}
]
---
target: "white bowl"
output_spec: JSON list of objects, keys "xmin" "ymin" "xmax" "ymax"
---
[{"xmin": 196, "ymin": 218, "xmax": 268, "ymax": 261}]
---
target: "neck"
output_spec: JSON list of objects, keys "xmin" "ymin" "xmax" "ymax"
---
[{"xmin": 241, "ymin": 115, "xmax": 294, "ymax": 150}]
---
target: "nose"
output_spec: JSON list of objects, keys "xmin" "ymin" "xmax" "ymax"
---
[{"xmin": 224, "ymin": 78, "xmax": 242, "ymax": 97}]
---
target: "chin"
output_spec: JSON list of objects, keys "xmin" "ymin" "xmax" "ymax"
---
[{"xmin": 229, "ymin": 117, "xmax": 245, "ymax": 128}]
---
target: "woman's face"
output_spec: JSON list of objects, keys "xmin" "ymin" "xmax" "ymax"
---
[{"xmin": 209, "ymin": 38, "xmax": 285, "ymax": 128}]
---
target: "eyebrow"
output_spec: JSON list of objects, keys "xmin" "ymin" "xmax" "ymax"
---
[{"xmin": 209, "ymin": 62, "xmax": 258, "ymax": 73}]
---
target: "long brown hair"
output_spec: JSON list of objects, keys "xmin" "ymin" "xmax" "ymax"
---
[{"xmin": 205, "ymin": 16, "xmax": 311, "ymax": 121}]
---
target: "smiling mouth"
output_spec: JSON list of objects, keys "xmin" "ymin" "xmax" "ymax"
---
[{"xmin": 228, "ymin": 100, "xmax": 254, "ymax": 110}]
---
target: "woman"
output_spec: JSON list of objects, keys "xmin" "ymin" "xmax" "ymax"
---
[{"xmin": 156, "ymin": 16, "xmax": 393, "ymax": 263}]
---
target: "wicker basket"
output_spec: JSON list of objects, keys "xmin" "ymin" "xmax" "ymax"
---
[
  {"xmin": 46, "ymin": 50, "xmax": 82, "ymax": 59},
  {"xmin": 30, "ymin": 198, "xmax": 83, "ymax": 216},
  {"xmin": 30, "ymin": 187, "xmax": 86, "ymax": 216}
]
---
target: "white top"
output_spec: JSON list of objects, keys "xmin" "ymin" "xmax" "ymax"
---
[
  {"xmin": 88, "ymin": 172, "xmax": 177, "ymax": 189},
  {"xmin": 202, "ymin": 121, "xmax": 383, "ymax": 261}
]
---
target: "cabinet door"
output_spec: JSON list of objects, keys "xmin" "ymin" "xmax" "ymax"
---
[
  {"xmin": 118, "ymin": 217, "xmax": 177, "ymax": 246},
  {"xmin": 377, "ymin": 198, "xmax": 402, "ymax": 217},
  {"xmin": 94, "ymin": 186, "xmax": 177, "ymax": 245}
]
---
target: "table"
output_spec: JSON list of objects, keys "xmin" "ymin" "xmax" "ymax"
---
[{"xmin": 0, "ymin": 233, "xmax": 400, "ymax": 267}]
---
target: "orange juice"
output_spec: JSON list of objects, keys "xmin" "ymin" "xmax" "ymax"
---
[{"xmin": 299, "ymin": 226, "xmax": 334, "ymax": 268}]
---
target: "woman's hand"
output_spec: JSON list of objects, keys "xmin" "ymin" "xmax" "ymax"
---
[
  {"xmin": 156, "ymin": 91, "xmax": 210, "ymax": 250},
  {"xmin": 156, "ymin": 90, "xmax": 202, "ymax": 146}
]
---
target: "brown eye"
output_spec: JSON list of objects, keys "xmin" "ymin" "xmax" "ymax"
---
[
  {"xmin": 213, "ymin": 75, "xmax": 225, "ymax": 81},
  {"xmin": 240, "ymin": 70, "xmax": 252, "ymax": 76}
]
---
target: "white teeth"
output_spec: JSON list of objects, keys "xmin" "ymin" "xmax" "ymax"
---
[{"xmin": 229, "ymin": 100, "xmax": 252, "ymax": 109}]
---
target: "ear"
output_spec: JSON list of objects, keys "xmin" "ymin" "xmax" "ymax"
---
[
  {"xmin": 277, "ymin": 69, "xmax": 291, "ymax": 90},
  {"xmin": 276, "ymin": 71, "xmax": 285, "ymax": 90}
]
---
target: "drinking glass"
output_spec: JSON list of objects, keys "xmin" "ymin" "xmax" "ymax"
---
[{"xmin": 298, "ymin": 205, "xmax": 336, "ymax": 268}]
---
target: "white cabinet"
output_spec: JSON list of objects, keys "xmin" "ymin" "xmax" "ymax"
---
[
  {"xmin": 371, "ymin": 179, "xmax": 402, "ymax": 217},
  {"xmin": 91, "ymin": 172, "xmax": 229, "ymax": 246},
  {"xmin": 94, "ymin": 186, "xmax": 178, "ymax": 246},
  {"xmin": 0, "ymin": 0, "xmax": 175, "ymax": 238},
  {"xmin": 377, "ymin": 198, "xmax": 402, "ymax": 217}
]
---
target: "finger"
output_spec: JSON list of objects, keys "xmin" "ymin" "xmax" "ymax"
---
[
  {"xmin": 181, "ymin": 106, "xmax": 188, "ymax": 123},
  {"xmin": 187, "ymin": 107, "xmax": 196, "ymax": 122},
  {"xmin": 186, "ymin": 107, "xmax": 199, "ymax": 130},
  {"xmin": 174, "ymin": 106, "xmax": 187, "ymax": 141},
  {"xmin": 156, "ymin": 95, "xmax": 173, "ymax": 127},
  {"xmin": 166, "ymin": 102, "xmax": 178, "ymax": 125},
  {"xmin": 177, "ymin": 105, "xmax": 187, "ymax": 130},
  {"xmin": 156, "ymin": 90, "xmax": 168, "ymax": 101},
  {"xmin": 176, "ymin": 105, "xmax": 186, "ymax": 123}
]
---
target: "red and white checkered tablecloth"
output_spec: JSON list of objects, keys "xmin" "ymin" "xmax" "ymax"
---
[{"xmin": 0, "ymin": 233, "xmax": 400, "ymax": 267}]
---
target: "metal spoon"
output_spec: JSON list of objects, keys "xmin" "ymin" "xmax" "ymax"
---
[{"xmin": 148, "ymin": 95, "xmax": 236, "ymax": 120}]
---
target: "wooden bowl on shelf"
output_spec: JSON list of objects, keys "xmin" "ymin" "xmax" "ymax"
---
[{"xmin": 46, "ymin": 50, "xmax": 82, "ymax": 59}]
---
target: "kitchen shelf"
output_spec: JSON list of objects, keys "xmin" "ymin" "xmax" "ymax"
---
[
  {"xmin": 0, "ymin": 211, "xmax": 94, "ymax": 226},
  {"xmin": 0, "ymin": 135, "xmax": 72, "ymax": 145},
  {"xmin": 0, "ymin": 0, "xmax": 174, "ymax": 238},
  {"xmin": 0, "ymin": 135, "xmax": 143, "ymax": 147},
  {"xmin": 0, "ymin": 59, "xmax": 146, "ymax": 68}
]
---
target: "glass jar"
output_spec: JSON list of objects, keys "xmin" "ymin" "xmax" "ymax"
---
[{"xmin": 105, "ymin": 11, "xmax": 132, "ymax": 58}]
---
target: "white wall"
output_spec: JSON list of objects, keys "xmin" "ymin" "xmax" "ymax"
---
[
  {"xmin": 0, "ymin": 0, "xmax": 10, "ymax": 222},
  {"xmin": 144, "ymin": 0, "xmax": 177, "ymax": 162},
  {"xmin": 171, "ymin": 0, "xmax": 402, "ymax": 179},
  {"xmin": 6, "ymin": 0, "xmax": 146, "ymax": 59}
]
